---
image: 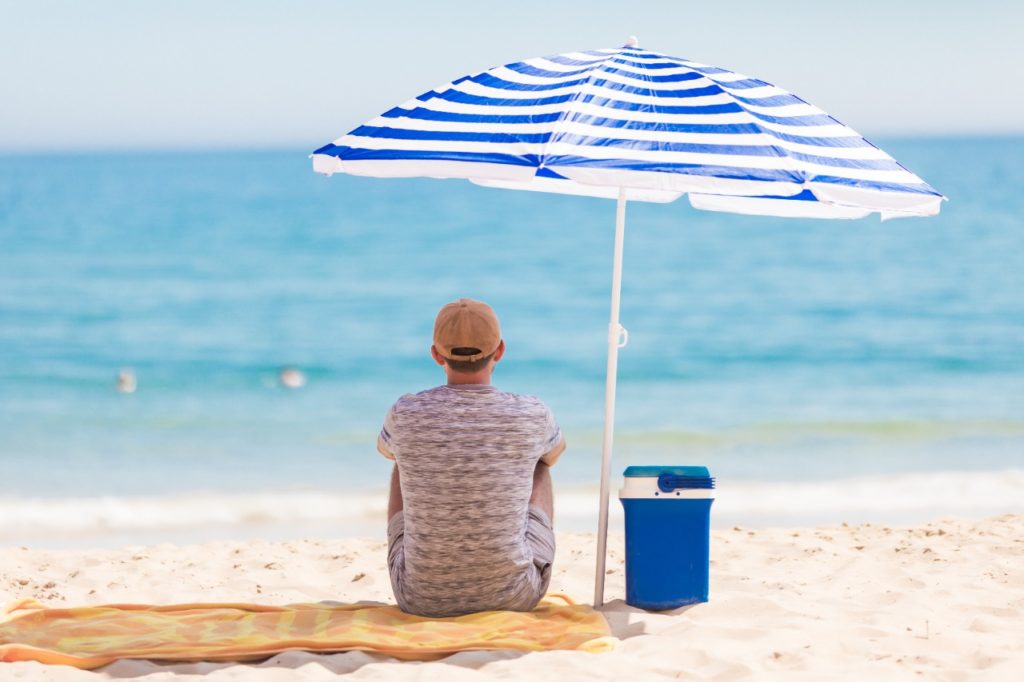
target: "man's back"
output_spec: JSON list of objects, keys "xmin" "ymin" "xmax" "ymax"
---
[{"xmin": 380, "ymin": 383, "xmax": 563, "ymax": 616}]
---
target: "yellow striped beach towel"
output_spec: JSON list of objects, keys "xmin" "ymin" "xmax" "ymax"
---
[{"xmin": 0, "ymin": 594, "xmax": 613, "ymax": 669}]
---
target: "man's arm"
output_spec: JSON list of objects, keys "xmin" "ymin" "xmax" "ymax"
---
[
  {"xmin": 377, "ymin": 435, "xmax": 396, "ymax": 460},
  {"xmin": 540, "ymin": 434, "xmax": 566, "ymax": 466},
  {"xmin": 378, "ymin": 403, "xmax": 399, "ymax": 460},
  {"xmin": 387, "ymin": 464, "xmax": 403, "ymax": 520},
  {"xmin": 539, "ymin": 405, "xmax": 566, "ymax": 466},
  {"xmin": 529, "ymin": 460, "xmax": 554, "ymax": 521},
  {"xmin": 381, "ymin": 403, "xmax": 402, "ymax": 520}
]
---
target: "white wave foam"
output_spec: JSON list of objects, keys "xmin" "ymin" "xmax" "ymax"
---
[
  {"xmin": 562, "ymin": 469, "xmax": 1024, "ymax": 529},
  {"xmin": 3, "ymin": 470, "xmax": 1022, "ymax": 546},
  {"xmin": 1, "ymin": 490, "xmax": 385, "ymax": 537},
  {"xmin": 713, "ymin": 469, "xmax": 1024, "ymax": 516}
]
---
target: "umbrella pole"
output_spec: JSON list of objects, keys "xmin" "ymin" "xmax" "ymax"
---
[{"xmin": 594, "ymin": 187, "xmax": 628, "ymax": 607}]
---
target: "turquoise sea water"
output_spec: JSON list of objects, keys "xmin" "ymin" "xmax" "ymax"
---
[{"xmin": 1, "ymin": 138, "xmax": 1022, "ymax": 542}]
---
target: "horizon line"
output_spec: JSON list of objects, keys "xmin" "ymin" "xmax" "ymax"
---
[{"xmin": 2, "ymin": 132, "xmax": 1023, "ymax": 158}]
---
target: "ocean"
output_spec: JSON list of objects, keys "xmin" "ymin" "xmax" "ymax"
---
[{"xmin": 1, "ymin": 138, "xmax": 1022, "ymax": 547}]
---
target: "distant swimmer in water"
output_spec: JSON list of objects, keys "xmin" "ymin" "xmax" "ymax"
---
[
  {"xmin": 279, "ymin": 367, "xmax": 306, "ymax": 389},
  {"xmin": 116, "ymin": 368, "xmax": 137, "ymax": 394}
]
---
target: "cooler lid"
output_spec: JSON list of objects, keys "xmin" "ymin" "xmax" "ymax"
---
[
  {"xmin": 623, "ymin": 465, "xmax": 715, "ymax": 492},
  {"xmin": 623, "ymin": 465, "xmax": 710, "ymax": 478}
]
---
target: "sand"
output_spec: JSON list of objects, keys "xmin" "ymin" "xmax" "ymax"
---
[{"xmin": 2, "ymin": 514, "xmax": 1022, "ymax": 680}]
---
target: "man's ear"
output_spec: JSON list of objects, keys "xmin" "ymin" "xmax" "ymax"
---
[
  {"xmin": 493, "ymin": 339, "xmax": 506, "ymax": 363},
  {"xmin": 430, "ymin": 345, "xmax": 446, "ymax": 366}
]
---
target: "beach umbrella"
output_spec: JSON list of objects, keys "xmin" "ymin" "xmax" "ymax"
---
[{"xmin": 311, "ymin": 37, "xmax": 944, "ymax": 607}]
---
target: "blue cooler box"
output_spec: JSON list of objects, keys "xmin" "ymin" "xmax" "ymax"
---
[{"xmin": 618, "ymin": 465, "xmax": 715, "ymax": 610}]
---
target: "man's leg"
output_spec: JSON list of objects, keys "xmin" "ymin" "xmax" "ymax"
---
[
  {"xmin": 529, "ymin": 460, "xmax": 553, "ymax": 521},
  {"xmin": 387, "ymin": 464, "xmax": 403, "ymax": 521}
]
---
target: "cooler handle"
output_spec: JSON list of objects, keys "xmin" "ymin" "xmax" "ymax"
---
[{"xmin": 657, "ymin": 473, "xmax": 716, "ymax": 492}]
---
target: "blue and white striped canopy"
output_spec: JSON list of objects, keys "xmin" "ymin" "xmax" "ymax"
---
[{"xmin": 313, "ymin": 40, "xmax": 943, "ymax": 220}]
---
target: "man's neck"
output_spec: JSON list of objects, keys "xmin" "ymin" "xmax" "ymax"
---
[{"xmin": 445, "ymin": 370, "xmax": 492, "ymax": 386}]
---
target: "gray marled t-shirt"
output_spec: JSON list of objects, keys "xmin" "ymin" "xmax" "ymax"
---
[{"xmin": 377, "ymin": 383, "xmax": 565, "ymax": 615}]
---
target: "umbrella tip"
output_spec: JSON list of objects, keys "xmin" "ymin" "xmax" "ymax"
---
[{"xmin": 625, "ymin": 35, "xmax": 639, "ymax": 48}]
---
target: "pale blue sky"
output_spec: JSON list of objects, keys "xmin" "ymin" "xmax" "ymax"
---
[{"xmin": 2, "ymin": 0, "xmax": 1020, "ymax": 152}]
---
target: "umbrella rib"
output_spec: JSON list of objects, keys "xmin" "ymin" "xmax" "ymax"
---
[
  {"xmin": 632, "ymin": 49, "xmax": 668, "ymax": 158},
  {"xmin": 539, "ymin": 50, "xmax": 624, "ymax": 172},
  {"xmin": 692, "ymin": 70, "xmax": 814, "ymax": 188}
]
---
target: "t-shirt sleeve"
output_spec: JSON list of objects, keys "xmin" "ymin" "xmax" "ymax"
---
[
  {"xmin": 539, "ymin": 406, "xmax": 566, "ymax": 466},
  {"xmin": 377, "ymin": 403, "xmax": 399, "ymax": 461}
]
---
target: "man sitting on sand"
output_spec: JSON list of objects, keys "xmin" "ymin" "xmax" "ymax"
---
[{"xmin": 377, "ymin": 298, "xmax": 566, "ymax": 617}]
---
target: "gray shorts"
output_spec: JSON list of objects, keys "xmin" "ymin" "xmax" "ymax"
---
[{"xmin": 387, "ymin": 504, "xmax": 555, "ymax": 615}]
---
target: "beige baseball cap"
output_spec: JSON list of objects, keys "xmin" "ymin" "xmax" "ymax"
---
[{"xmin": 433, "ymin": 298, "xmax": 501, "ymax": 362}]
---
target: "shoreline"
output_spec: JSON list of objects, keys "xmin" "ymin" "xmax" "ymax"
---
[
  {"xmin": 2, "ymin": 515, "xmax": 1022, "ymax": 679},
  {"xmin": 4, "ymin": 468, "xmax": 1023, "ymax": 549}
]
